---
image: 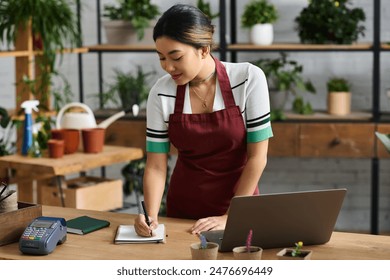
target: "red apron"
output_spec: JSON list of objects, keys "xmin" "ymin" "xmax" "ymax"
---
[{"xmin": 167, "ymin": 58, "xmax": 258, "ymax": 219}]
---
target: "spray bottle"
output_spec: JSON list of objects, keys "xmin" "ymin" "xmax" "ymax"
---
[{"xmin": 21, "ymin": 100, "xmax": 39, "ymax": 156}]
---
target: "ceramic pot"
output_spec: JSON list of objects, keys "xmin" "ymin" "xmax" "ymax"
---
[
  {"xmin": 250, "ymin": 23, "xmax": 274, "ymax": 45},
  {"xmin": 51, "ymin": 128, "xmax": 80, "ymax": 154},
  {"xmin": 232, "ymin": 246, "xmax": 263, "ymax": 260},
  {"xmin": 327, "ymin": 91, "xmax": 351, "ymax": 116},
  {"xmin": 81, "ymin": 128, "xmax": 105, "ymax": 153},
  {"xmin": 103, "ymin": 20, "xmax": 155, "ymax": 45},
  {"xmin": 190, "ymin": 242, "xmax": 219, "ymax": 260},
  {"xmin": 47, "ymin": 139, "xmax": 65, "ymax": 159},
  {"xmin": 276, "ymin": 248, "xmax": 313, "ymax": 260}
]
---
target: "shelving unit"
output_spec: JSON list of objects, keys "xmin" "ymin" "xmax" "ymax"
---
[
  {"xmin": 224, "ymin": 0, "xmax": 386, "ymax": 235},
  {"xmin": 78, "ymin": 0, "xmax": 387, "ymax": 233}
]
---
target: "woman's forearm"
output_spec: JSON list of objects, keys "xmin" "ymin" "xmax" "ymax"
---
[
  {"xmin": 234, "ymin": 140, "xmax": 269, "ymax": 197},
  {"xmin": 143, "ymin": 153, "xmax": 168, "ymax": 219}
]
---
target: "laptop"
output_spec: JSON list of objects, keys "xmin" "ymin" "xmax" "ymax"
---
[{"xmin": 202, "ymin": 188, "xmax": 347, "ymax": 252}]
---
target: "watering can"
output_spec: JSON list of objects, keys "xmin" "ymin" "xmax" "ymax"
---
[{"xmin": 56, "ymin": 102, "xmax": 139, "ymax": 130}]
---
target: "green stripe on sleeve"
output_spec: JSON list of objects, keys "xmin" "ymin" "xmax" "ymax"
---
[
  {"xmin": 146, "ymin": 141, "xmax": 170, "ymax": 153},
  {"xmin": 247, "ymin": 126, "xmax": 273, "ymax": 143}
]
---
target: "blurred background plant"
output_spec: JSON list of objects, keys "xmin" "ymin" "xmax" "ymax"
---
[{"xmin": 295, "ymin": 0, "xmax": 366, "ymax": 44}]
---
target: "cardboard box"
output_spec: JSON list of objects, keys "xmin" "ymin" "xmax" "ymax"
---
[
  {"xmin": 0, "ymin": 202, "xmax": 42, "ymax": 246},
  {"xmin": 40, "ymin": 176, "xmax": 123, "ymax": 211}
]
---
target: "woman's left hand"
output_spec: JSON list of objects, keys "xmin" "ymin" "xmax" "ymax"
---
[{"xmin": 190, "ymin": 215, "xmax": 227, "ymax": 235}]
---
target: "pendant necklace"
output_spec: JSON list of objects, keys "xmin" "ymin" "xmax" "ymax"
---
[
  {"xmin": 192, "ymin": 87, "xmax": 208, "ymax": 109},
  {"xmin": 190, "ymin": 70, "xmax": 216, "ymax": 109}
]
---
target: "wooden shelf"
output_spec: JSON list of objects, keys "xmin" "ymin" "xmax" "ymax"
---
[
  {"xmin": 381, "ymin": 43, "xmax": 390, "ymax": 50},
  {"xmin": 88, "ymin": 44, "xmax": 156, "ymax": 52},
  {"xmin": 284, "ymin": 110, "xmax": 373, "ymax": 121},
  {"xmin": 228, "ymin": 43, "xmax": 373, "ymax": 51},
  {"xmin": 0, "ymin": 50, "xmax": 32, "ymax": 58},
  {"xmin": 0, "ymin": 47, "xmax": 88, "ymax": 58}
]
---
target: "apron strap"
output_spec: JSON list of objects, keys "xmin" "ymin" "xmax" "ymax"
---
[
  {"xmin": 174, "ymin": 85, "xmax": 186, "ymax": 114},
  {"xmin": 214, "ymin": 57, "xmax": 236, "ymax": 109}
]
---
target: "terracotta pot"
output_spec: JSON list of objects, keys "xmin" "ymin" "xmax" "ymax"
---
[
  {"xmin": 276, "ymin": 248, "xmax": 313, "ymax": 260},
  {"xmin": 190, "ymin": 242, "xmax": 219, "ymax": 260},
  {"xmin": 232, "ymin": 246, "xmax": 263, "ymax": 260},
  {"xmin": 51, "ymin": 128, "xmax": 80, "ymax": 154},
  {"xmin": 81, "ymin": 128, "xmax": 105, "ymax": 153},
  {"xmin": 47, "ymin": 139, "xmax": 65, "ymax": 159}
]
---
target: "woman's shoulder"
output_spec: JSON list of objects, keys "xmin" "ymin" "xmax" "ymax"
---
[
  {"xmin": 150, "ymin": 73, "xmax": 177, "ymax": 94},
  {"xmin": 221, "ymin": 61, "xmax": 265, "ymax": 84}
]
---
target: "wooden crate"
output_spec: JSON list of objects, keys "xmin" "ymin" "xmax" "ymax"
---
[
  {"xmin": 0, "ymin": 202, "xmax": 42, "ymax": 246},
  {"xmin": 40, "ymin": 176, "xmax": 123, "ymax": 211}
]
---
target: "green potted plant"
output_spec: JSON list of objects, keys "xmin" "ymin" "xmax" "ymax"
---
[
  {"xmin": 197, "ymin": 0, "xmax": 219, "ymax": 20},
  {"xmin": 327, "ymin": 77, "xmax": 352, "ymax": 115},
  {"xmin": 99, "ymin": 66, "xmax": 156, "ymax": 110},
  {"xmin": 295, "ymin": 0, "xmax": 366, "ymax": 44},
  {"xmin": 0, "ymin": 0, "xmax": 81, "ymax": 107},
  {"xmin": 241, "ymin": 0, "xmax": 278, "ymax": 45},
  {"xmin": 277, "ymin": 241, "xmax": 313, "ymax": 260},
  {"xmin": 102, "ymin": 0, "xmax": 160, "ymax": 44},
  {"xmin": 252, "ymin": 53, "xmax": 316, "ymax": 119}
]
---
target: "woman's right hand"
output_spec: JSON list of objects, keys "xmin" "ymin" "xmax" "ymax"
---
[{"xmin": 134, "ymin": 214, "xmax": 159, "ymax": 237}]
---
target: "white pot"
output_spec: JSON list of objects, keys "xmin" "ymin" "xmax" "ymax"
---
[
  {"xmin": 250, "ymin": 23, "xmax": 274, "ymax": 45},
  {"xmin": 103, "ymin": 20, "xmax": 155, "ymax": 45}
]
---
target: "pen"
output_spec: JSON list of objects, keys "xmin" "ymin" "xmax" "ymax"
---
[{"xmin": 141, "ymin": 200, "xmax": 152, "ymax": 236}]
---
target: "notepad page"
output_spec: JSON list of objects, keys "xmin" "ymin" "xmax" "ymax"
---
[{"xmin": 115, "ymin": 224, "xmax": 165, "ymax": 243}]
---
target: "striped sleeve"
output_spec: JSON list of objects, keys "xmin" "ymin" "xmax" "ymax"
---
[
  {"xmin": 245, "ymin": 63, "xmax": 273, "ymax": 143},
  {"xmin": 145, "ymin": 77, "xmax": 172, "ymax": 153}
]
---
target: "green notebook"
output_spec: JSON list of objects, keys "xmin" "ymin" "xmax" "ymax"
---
[{"xmin": 66, "ymin": 215, "xmax": 110, "ymax": 235}]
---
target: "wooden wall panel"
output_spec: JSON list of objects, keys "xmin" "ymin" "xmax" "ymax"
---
[
  {"xmin": 299, "ymin": 123, "xmax": 375, "ymax": 158},
  {"xmin": 268, "ymin": 123, "xmax": 299, "ymax": 157}
]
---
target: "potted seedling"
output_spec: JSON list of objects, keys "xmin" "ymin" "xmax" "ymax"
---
[
  {"xmin": 252, "ymin": 53, "xmax": 316, "ymax": 119},
  {"xmin": 295, "ymin": 0, "xmax": 366, "ymax": 44},
  {"xmin": 327, "ymin": 77, "xmax": 351, "ymax": 116},
  {"xmin": 241, "ymin": 0, "xmax": 278, "ymax": 45},
  {"xmin": 102, "ymin": 0, "xmax": 160, "ymax": 44},
  {"xmin": 190, "ymin": 234, "xmax": 219, "ymax": 260},
  {"xmin": 232, "ymin": 229, "xmax": 263, "ymax": 260},
  {"xmin": 277, "ymin": 241, "xmax": 313, "ymax": 260}
]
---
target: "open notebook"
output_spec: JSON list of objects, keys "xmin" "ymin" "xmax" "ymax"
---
[{"xmin": 114, "ymin": 224, "xmax": 166, "ymax": 244}]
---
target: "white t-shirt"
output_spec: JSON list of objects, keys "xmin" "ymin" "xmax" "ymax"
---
[{"xmin": 146, "ymin": 61, "xmax": 273, "ymax": 153}]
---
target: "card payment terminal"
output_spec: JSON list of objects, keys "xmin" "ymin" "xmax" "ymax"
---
[{"xmin": 19, "ymin": 216, "xmax": 67, "ymax": 255}]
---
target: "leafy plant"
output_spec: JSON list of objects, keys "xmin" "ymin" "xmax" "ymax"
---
[
  {"xmin": 197, "ymin": 0, "xmax": 219, "ymax": 20},
  {"xmin": 241, "ymin": 0, "xmax": 278, "ymax": 28},
  {"xmin": 291, "ymin": 241, "xmax": 303, "ymax": 257},
  {"xmin": 103, "ymin": 0, "xmax": 160, "ymax": 40},
  {"xmin": 295, "ymin": 0, "xmax": 366, "ymax": 44},
  {"xmin": 252, "ymin": 53, "xmax": 316, "ymax": 118},
  {"xmin": 327, "ymin": 77, "xmax": 351, "ymax": 92},
  {"xmin": 101, "ymin": 66, "xmax": 156, "ymax": 109},
  {"xmin": 0, "ymin": 0, "xmax": 81, "ymax": 109},
  {"xmin": 246, "ymin": 229, "xmax": 253, "ymax": 253}
]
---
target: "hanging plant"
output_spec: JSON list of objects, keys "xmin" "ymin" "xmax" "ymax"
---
[{"xmin": 295, "ymin": 0, "xmax": 366, "ymax": 44}]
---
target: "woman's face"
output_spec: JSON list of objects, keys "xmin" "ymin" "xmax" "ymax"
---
[{"xmin": 155, "ymin": 36, "xmax": 204, "ymax": 85}]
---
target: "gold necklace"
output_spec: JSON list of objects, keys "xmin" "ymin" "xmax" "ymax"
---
[
  {"xmin": 189, "ymin": 70, "xmax": 215, "ymax": 87},
  {"xmin": 192, "ymin": 87, "xmax": 208, "ymax": 109}
]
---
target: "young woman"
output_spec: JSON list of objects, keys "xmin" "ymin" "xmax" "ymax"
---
[{"xmin": 135, "ymin": 4, "xmax": 273, "ymax": 236}]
